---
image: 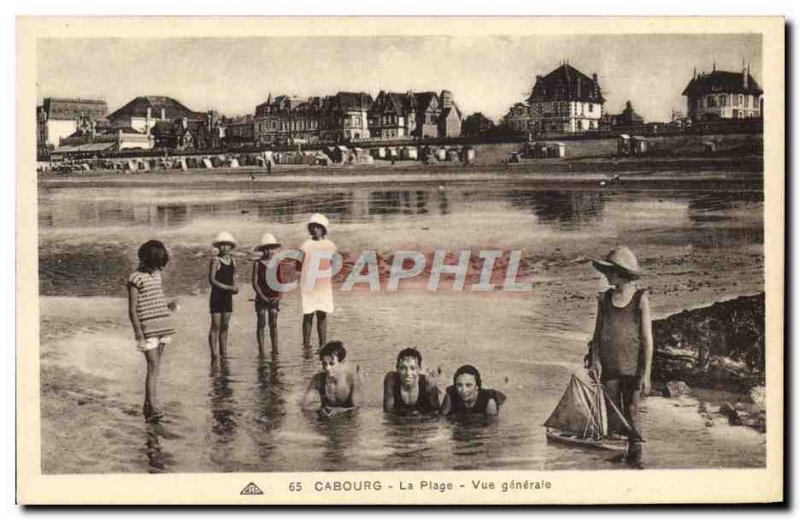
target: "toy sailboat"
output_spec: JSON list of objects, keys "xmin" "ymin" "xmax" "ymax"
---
[{"xmin": 544, "ymin": 374, "xmax": 643, "ymax": 452}]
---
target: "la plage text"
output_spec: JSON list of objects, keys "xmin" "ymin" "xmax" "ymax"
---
[{"xmin": 310, "ymin": 478, "xmax": 552, "ymax": 493}]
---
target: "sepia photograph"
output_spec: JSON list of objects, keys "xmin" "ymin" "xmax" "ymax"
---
[{"xmin": 16, "ymin": 16, "xmax": 784, "ymax": 505}]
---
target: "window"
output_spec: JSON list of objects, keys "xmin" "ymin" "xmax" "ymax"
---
[
  {"xmin": 706, "ymin": 95, "xmax": 716, "ymax": 108},
  {"xmin": 589, "ymin": 104, "xmax": 594, "ymax": 113},
  {"xmin": 738, "ymin": 95, "xmax": 744, "ymax": 107},
  {"xmin": 745, "ymin": 96, "xmax": 750, "ymax": 108},
  {"xmin": 719, "ymin": 95, "xmax": 727, "ymax": 107}
]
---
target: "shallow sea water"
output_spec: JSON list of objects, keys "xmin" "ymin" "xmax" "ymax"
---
[{"xmin": 38, "ymin": 180, "xmax": 766, "ymax": 473}]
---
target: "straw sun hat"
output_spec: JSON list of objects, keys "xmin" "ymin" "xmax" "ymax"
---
[
  {"xmin": 591, "ymin": 246, "xmax": 642, "ymax": 280},
  {"xmin": 212, "ymin": 231, "xmax": 237, "ymax": 248},
  {"xmin": 308, "ymin": 213, "xmax": 330, "ymax": 232},
  {"xmin": 255, "ymin": 233, "xmax": 282, "ymax": 250}
]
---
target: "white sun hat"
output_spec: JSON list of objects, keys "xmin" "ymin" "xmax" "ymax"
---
[
  {"xmin": 591, "ymin": 246, "xmax": 642, "ymax": 279},
  {"xmin": 256, "ymin": 232, "xmax": 282, "ymax": 250},
  {"xmin": 308, "ymin": 213, "xmax": 330, "ymax": 232},
  {"xmin": 212, "ymin": 231, "xmax": 237, "ymax": 248}
]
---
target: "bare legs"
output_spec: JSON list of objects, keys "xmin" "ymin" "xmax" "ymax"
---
[
  {"xmin": 209, "ymin": 312, "xmax": 231, "ymax": 361},
  {"xmin": 256, "ymin": 311, "xmax": 266, "ymax": 354},
  {"xmin": 268, "ymin": 308, "xmax": 279, "ymax": 352},
  {"xmin": 302, "ymin": 311, "xmax": 327, "ymax": 348},
  {"xmin": 143, "ymin": 345, "xmax": 164, "ymax": 421},
  {"xmin": 257, "ymin": 308, "xmax": 279, "ymax": 355}
]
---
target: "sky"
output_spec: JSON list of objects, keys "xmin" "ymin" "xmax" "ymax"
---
[{"xmin": 36, "ymin": 33, "xmax": 761, "ymax": 123}]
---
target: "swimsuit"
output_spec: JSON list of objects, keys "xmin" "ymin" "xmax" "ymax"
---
[
  {"xmin": 254, "ymin": 259, "xmax": 283, "ymax": 312},
  {"xmin": 210, "ymin": 258, "xmax": 235, "ymax": 313},
  {"xmin": 391, "ymin": 373, "xmax": 438, "ymax": 415},
  {"xmin": 445, "ymin": 386, "xmax": 506, "ymax": 415},
  {"xmin": 597, "ymin": 289, "xmax": 645, "ymax": 380}
]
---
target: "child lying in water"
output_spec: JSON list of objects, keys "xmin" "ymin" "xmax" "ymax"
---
[
  {"xmin": 301, "ymin": 341, "xmax": 360, "ymax": 416},
  {"xmin": 383, "ymin": 347, "xmax": 441, "ymax": 415},
  {"xmin": 440, "ymin": 364, "xmax": 506, "ymax": 416}
]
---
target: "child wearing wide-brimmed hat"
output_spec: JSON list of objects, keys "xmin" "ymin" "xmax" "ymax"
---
[
  {"xmin": 252, "ymin": 232, "xmax": 284, "ymax": 355},
  {"xmin": 587, "ymin": 245, "xmax": 653, "ymax": 468},
  {"xmin": 208, "ymin": 231, "xmax": 238, "ymax": 362},
  {"xmin": 298, "ymin": 213, "xmax": 337, "ymax": 349}
]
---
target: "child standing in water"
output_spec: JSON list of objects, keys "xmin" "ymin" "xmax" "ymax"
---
[
  {"xmin": 588, "ymin": 246, "xmax": 653, "ymax": 468},
  {"xmin": 127, "ymin": 240, "xmax": 176, "ymax": 423},
  {"xmin": 298, "ymin": 213, "xmax": 337, "ymax": 349},
  {"xmin": 252, "ymin": 232, "xmax": 283, "ymax": 355},
  {"xmin": 208, "ymin": 231, "xmax": 238, "ymax": 361},
  {"xmin": 440, "ymin": 365, "xmax": 506, "ymax": 416}
]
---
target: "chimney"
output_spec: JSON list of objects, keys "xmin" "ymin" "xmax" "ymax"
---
[
  {"xmin": 693, "ymin": 67, "xmax": 696, "ymax": 80},
  {"xmin": 712, "ymin": 62, "xmax": 716, "ymax": 72},
  {"xmin": 440, "ymin": 90, "xmax": 453, "ymax": 109},
  {"xmin": 146, "ymin": 107, "xmax": 152, "ymax": 119},
  {"xmin": 161, "ymin": 108, "xmax": 166, "ymax": 120},
  {"xmin": 743, "ymin": 64, "xmax": 749, "ymax": 89}
]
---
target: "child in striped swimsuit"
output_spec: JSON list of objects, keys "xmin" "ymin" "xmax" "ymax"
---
[{"xmin": 127, "ymin": 240, "xmax": 177, "ymax": 423}]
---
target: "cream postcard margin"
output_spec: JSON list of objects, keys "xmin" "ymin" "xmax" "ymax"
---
[{"xmin": 16, "ymin": 16, "xmax": 784, "ymax": 505}]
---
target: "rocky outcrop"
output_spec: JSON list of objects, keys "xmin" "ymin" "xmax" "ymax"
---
[{"xmin": 652, "ymin": 293, "xmax": 765, "ymax": 392}]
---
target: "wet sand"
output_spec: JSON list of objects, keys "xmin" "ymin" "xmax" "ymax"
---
[{"xmin": 37, "ymin": 177, "xmax": 765, "ymax": 473}]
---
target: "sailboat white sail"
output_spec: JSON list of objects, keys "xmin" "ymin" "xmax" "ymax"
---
[{"xmin": 544, "ymin": 374, "xmax": 642, "ymax": 451}]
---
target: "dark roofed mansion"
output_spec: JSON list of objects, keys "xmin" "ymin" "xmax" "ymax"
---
[
  {"xmin": 682, "ymin": 65, "xmax": 763, "ymax": 122},
  {"xmin": 527, "ymin": 63, "xmax": 605, "ymax": 134},
  {"xmin": 107, "ymin": 96, "xmax": 205, "ymax": 134}
]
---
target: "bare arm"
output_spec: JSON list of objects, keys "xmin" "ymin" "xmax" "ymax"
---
[
  {"xmin": 127, "ymin": 283, "xmax": 144, "ymax": 340},
  {"xmin": 301, "ymin": 373, "xmax": 322, "ymax": 410},
  {"xmin": 588, "ymin": 294, "xmax": 604, "ymax": 379},
  {"xmin": 382, "ymin": 372, "xmax": 396, "ymax": 412},
  {"xmin": 439, "ymin": 390, "xmax": 452, "ymax": 416},
  {"xmin": 424, "ymin": 371, "xmax": 441, "ymax": 411},
  {"xmin": 208, "ymin": 258, "xmax": 235, "ymax": 291},
  {"xmin": 638, "ymin": 292, "xmax": 654, "ymax": 395},
  {"xmin": 348, "ymin": 366, "xmax": 361, "ymax": 408},
  {"xmin": 486, "ymin": 398, "xmax": 499, "ymax": 416}
]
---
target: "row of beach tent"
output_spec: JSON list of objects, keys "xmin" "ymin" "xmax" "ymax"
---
[{"xmin": 40, "ymin": 144, "xmax": 479, "ymax": 174}]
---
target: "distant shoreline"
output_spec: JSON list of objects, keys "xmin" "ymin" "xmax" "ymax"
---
[{"xmin": 38, "ymin": 155, "xmax": 763, "ymax": 191}]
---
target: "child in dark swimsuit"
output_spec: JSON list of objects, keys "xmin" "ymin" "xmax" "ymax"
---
[
  {"xmin": 252, "ymin": 232, "xmax": 284, "ymax": 355},
  {"xmin": 588, "ymin": 246, "xmax": 653, "ymax": 468},
  {"xmin": 208, "ymin": 231, "xmax": 238, "ymax": 362},
  {"xmin": 301, "ymin": 341, "xmax": 360, "ymax": 416},
  {"xmin": 383, "ymin": 347, "xmax": 441, "ymax": 415},
  {"xmin": 440, "ymin": 365, "xmax": 506, "ymax": 416}
]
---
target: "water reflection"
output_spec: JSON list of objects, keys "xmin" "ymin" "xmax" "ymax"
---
[
  {"xmin": 369, "ymin": 190, "xmax": 435, "ymax": 217},
  {"xmin": 307, "ymin": 411, "xmax": 361, "ymax": 471},
  {"xmin": 507, "ymin": 190, "xmax": 605, "ymax": 225},
  {"xmin": 382, "ymin": 413, "xmax": 443, "ymax": 468},
  {"xmin": 40, "ymin": 188, "xmax": 461, "ymax": 229},
  {"xmin": 144, "ymin": 425, "xmax": 166, "ymax": 473},
  {"xmin": 255, "ymin": 350, "xmax": 286, "ymax": 431},
  {"xmin": 450, "ymin": 417, "xmax": 504, "ymax": 470},
  {"xmin": 208, "ymin": 361, "xmax": 238, "ymax": 449}
]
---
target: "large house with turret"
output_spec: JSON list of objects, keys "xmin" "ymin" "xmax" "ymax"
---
[{"xmin": 682, "ymin": 65, "xmax": 763, "ymax": 122}]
